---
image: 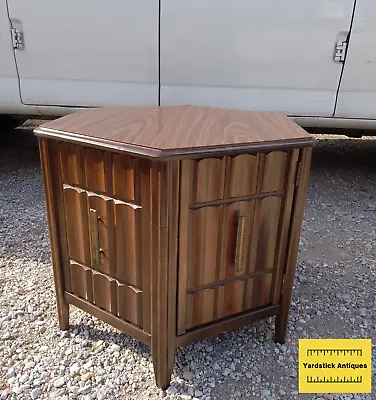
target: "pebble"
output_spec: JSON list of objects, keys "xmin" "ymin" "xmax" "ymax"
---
[
  {"xmin": 19, "ymin": 373, "xmax": 29, "ymax": 383},
  {"xmin": 31, "ymin": 388, "xmax": 42, "ymax": 399},
  {"xmin": 183, "ymin": 370, "xmax": 195, "ymax": 380},
  {"xmin": 110, "ymin": 343, "xmax": 121, "ymax": 352},
  {"xmin": 260, "ymin": 389, "xmax": 271, "ymax": 396},
  {"xmin": 81, "ymin": 372, "xmax": 95, "ymax": 381},
  {"xmin": 78, "ymin": 385, "xmax": 91, "ymax": 395},
  {"xmin": 53, "ymin": 377, "xmax": 65, "ymax": 388},
  {"xmin": 8, "ymin": 377, "xmax": 16, "ymax": 385},
  {"xmin": 1, "ymin": 390, "xmax": 10, "ymax": 400},
  {"xmin": 70, "ymin": 363, "xmax": 81, "ymax": 375},
  {"xmin": 65, "ymin": 348, "xmax": 73, "ymax": 356},
  {"xmin": 213, "ymin": 363, "xmax": 221, "ymax": 371},
  {"xmin": 96, "ymin": 390, "xmax": 107, "ymax": 400},
  {"xmin": 265, "ymin": 331, "xmax": 273, "ymax": 340},
  {"xmin": 359, "ymin": 308, "xmax": 366, "ymax": 317}
]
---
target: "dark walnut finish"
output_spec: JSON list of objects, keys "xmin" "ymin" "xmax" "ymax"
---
[{"xmin": 35, "ymin": 106, "xmax": 314, "ymax": 389}]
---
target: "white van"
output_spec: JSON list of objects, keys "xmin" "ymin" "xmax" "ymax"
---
[{"xmin": 1, "ymin": 0, "xmax": 375, "ymax": 135}]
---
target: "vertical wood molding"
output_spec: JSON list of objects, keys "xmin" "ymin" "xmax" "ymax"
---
[
  {"xmin": 38, "ymin": 138, "xmax": 70, "ymax": 329},
  {"xmin": 176, "ymin": 159, "xmax": 191, "ymax": 335},
  {"xmin": 271, "ymin": 149, "xmax": 300, "ymax": 304},
  {"xmin": 275, "ymin": 147, "xmax": 312, "ymax": 343},
  {"xmin": 150, "ymin": 160, "xmax": 178, "ymax": 389},
  {"xmin": 167, "ymin": 160, "xmax": 180, "ymax": 375},
  {"xmin": 140, "ymin": 160, "xmax": 152, "ymax": 333}
]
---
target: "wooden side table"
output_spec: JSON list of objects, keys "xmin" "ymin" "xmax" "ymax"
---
[{"xmin": 35, "ymin": 106, "xmax": 315, "ymax": 389}]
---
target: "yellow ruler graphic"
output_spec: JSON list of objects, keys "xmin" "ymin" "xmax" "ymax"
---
[{"xmin": 299, "ymin": 339, "xmax": 372, "ymax": 393}]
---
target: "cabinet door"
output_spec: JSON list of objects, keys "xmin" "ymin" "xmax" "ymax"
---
[
  {"xmin": 161, "ymin": 0, "xmax": 355, "ymax": 116},
  {"xmin": 177, "ymin": 150, "xmax": 299, "ymax": 334},
  {"xmin": 335, "ymin": 1, "xmax": 376, "ymax": 118},
  {"xmin": 62, "ymin": 186, "xmax": 144, "ymax": 327},
  {"xmin": 58, "ymin": 144, "xmax": 151, "ymax": 331},
  {"xmin": 7, "ymin": 0, "xmax": 158, "ymax": 107}
]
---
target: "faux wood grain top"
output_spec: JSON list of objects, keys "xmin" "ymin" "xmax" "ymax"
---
[{"xmin": 35, "ymin": 106, "xmax": 315, "ymax": 158}]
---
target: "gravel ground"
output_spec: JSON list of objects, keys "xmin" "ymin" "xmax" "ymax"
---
[{"xmin": 0, "ymin": 127, "xmax": 375, "ymax": 400}]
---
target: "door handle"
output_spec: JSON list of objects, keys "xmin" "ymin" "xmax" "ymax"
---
[
  {"xmin": 89, "ymin": 208, "xmax": 100, "ymax": 267},
  {"xmin": 234, "ymin": 215, "xmax": 246, "ymax": 272}
]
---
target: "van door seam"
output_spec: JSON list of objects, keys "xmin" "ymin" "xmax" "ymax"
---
[{"xmin": 333, "ymin": 0, "xmax": 357, "ymax": 116}]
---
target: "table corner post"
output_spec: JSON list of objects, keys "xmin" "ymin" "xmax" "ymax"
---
[{"xmin": 275, "ymin": 146, "xmax": 312, "ymax": 344}]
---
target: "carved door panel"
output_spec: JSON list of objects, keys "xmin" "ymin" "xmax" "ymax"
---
[{"xmin": 177, "ymin": 149, "xmax": 299, "ymax": 334}]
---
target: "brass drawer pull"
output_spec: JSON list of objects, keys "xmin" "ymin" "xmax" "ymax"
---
[
  {"xmin": 234, "ymin": 215, "xmax": 246, "ymax": 272},
  {"xmin": 89, "ymin": 208, "xmax": 100, "ymax": 267}
]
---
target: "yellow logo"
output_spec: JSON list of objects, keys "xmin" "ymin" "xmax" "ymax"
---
[{"xmin": 299, "ymin": 339, "xmax": 372, "ymax": 393}]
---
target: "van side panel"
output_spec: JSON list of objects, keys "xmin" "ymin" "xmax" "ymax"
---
[
  {"xmin": 6, "ymin": 0, "xmax": 159, "ymax": 108},
  {"xmin": 160, "ymin": 0, "xmax": 355, "ymax": 117}
]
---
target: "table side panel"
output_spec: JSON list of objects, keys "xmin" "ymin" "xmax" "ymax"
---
[
  {"xmin": 177, "ymin": 148, "xmax": 300, "ymax": 334},
  {"xmin": 57, "ymin": 142, "xmax": 153, "ymax": 332}
]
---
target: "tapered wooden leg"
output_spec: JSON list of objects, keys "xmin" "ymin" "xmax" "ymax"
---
[
  {"xmin": 152, "ymin": 341, "xmax": 175, "ymax": 390},
  {"xmin": 56, "ymin": 297, "xmax": 70, "ymax": 330},
  {"xmin": 275, "ymin": 148, "xmax": 313, "ymax": 345},
  {"xmin": 275, "ymin": 314, "xmax": 287, "ymax": 344},
  {"xmin": 39, "ymin": 138, "xmax": 71, "ymax": 331},
  {"xmin": 150, "ymin": 161, "xmax": 179, "ymax": 390}
]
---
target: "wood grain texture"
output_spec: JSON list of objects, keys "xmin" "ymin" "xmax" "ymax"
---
[
  {"xmin": 192, "ymin": 157, "xmax": 226, "ymax": 203},
  {"xmin": 60, "ymin": 143, "xmax": 140, "ymax": 203},
  {"xmin": 65, "ymin": 292, "xmax": 150, "ymax": 345},
  {"xmin": 185, "ymin": 273, "xmax": 274, "ymax": 330},
  {"xmin": 189, "ymin": 206, "xmax": 222, "ymax": 289},
  {"xmin": 38, "ymin": 138, "xmax": 70, "ymax": 329},
  {"xmin": 68, "ymin": 260, "xmax": 144, "ymax": 328},
  {"xmin": 69, "ymin": 261, "xmax": 92, "ymax": 301},
  {"xmin": 178, "ymin": 152, "xmax": 289, "ymax": 335},
  {"xmin": 176, "ymin": 305, "xmax": 280, "ymax": 347},
  {"xmin": 150, "ymin": 161, "xmax": 173, "ymax": 389},
  {"xmin": 271, "ymin": 149, "xmax": 300, "ymax": 304},
  {"xmin": 261, "ymin": 151, "xmax": 287, "ymax": 192},
  {"xmin": 35, "ymin": 106, "xmax": 315, "ymax": 159},
  {"xmin": 59, "ymin": 142, "xmax": 79, "ymax": 185},
  {"xmin": 139, "ymin": 160, "xmax": 152, "ymax": 333},
  {"xmin": 112, "ymin": 153, "xmax": 136, "ymax": 201},
  {"xmin": 275, "ymin": 147, "xmax": 312, "ymax": 344},
  {"xmin": 177, "ymin": 160, "xmax": 191, "ymax": 335},
  {"xmin": 58, "ymin": 144, "xmax": 152, "ymax": 332},
  {"xmin": 225, "ymin": 154, "xmax": 259, "ymax": 197},
  {"xmin": 113, "ymin": 202, "xmax": 139, "ymax": 285},
  {"xmin": 83, "ymin": 147, "xmax": 106, "ymax": 192},
  {"xmin": 117, "ymin": 282, "xmax": 143, "ymax": 328},
  {"xmin": 253, "ymin": 196, "xmax": 282, "ymax": 272},
  {"xmin": 166, "ymin": 161, "xmax": 180, "ymax": 376}
]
